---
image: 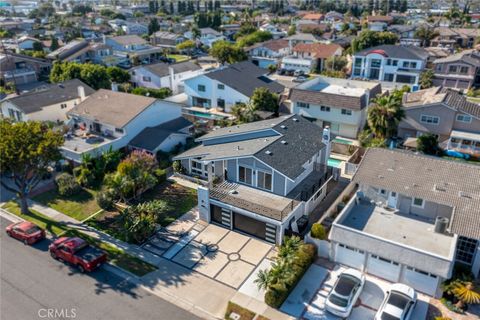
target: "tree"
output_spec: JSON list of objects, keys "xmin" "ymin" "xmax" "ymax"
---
[
  {"xmin": 419, "ymin": 69, "xmax": 434, "ymax": 89},
  {"xmin": 148, "ymin": 17, "xmax": 160, "ymax": 35},
  {"xmin": 209, "ymin": 41, "xmax": 247, "ymax": 64},
  {"xmin": 367, "ymin": 94, "xmax": 405, "ymax": 139},
  {"xmin": 251, "ymin": 87, "xmax": 279, "ymax": 113},
  {"xmin": 324, "ymin": 56, "xmax": 348, "ymax": 71},
  {"xmin": 415, "ymin": 26, "xmax": 438, "ymax": 47},
  {"xmin": 176, "ymin": 39, "xmax": 196, "ymax": 52},
  {"xmin": 0, "ymin": 120, "xmax": 64, "ymax": 214},
  {"xmin": 131, "ymin": 87, "xmax": 172, "ymax": 99},
  {"xmin": 106, "ymin": 66, "xmax": 130, "ymax": 84},
  {"xmin": 50, "ymin": 36, "xmax": 59, "ymax": 51},
  {"xmin": 453, "ymin": 281, "xmax": 480, "ymax": 310},
  {"xmin": 417, "ymin": 133, "xmax": 440, "ymax": 155},
  {"xmin": 122, "ymin": 200, "xmax": 170, "ymax": 243},
  {"xmin": 237, "ymin": 30, "xmax": 273, "ymax": 47},
  {"xmin": 287, "ymin": 25, "xmax": 296, "ymax": 36},
  {"xmin": 32, "ymin": 41, "xmax": 43, "ymax": 52},
  {"xmin": 50, "ymin": 62, "xmax": 111, "ymax": 90},
  {"xmin": 351, "ymin": 30, "xmax": 398, "ymax": 53}
]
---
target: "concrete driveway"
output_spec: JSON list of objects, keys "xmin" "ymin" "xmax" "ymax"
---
[
  {"xmin": 300, "ymin": 265, "xmax": 430, "ymax": 320},
  {"xmin": 143, "ymin": 217, "xmax": 274, "ymax": 290}
]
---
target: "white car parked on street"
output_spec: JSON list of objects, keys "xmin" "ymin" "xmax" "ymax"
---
[
  {"xmin": 375, "ymin": 283, "xmax": 417, "ymax": 320},
  {"xmin": 325, "ymin": 268, "xmax": 366, "ymax": 318}
]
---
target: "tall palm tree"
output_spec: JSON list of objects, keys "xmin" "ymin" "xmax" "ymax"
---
[
  {"xmin": 453, "ymin": 281, "xmax": 480, "ymax": 309},
  {"xmin": 254, "ymin": 268, "xmax": 273, "ymax": 291},
  {"xmin": 367, "ymin": 94, "xmax": 405, "ymax": 139}
]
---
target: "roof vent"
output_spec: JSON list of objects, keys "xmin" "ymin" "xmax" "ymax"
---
[
  {"xmin": 377, "ymin": 175, "xmax": 384, "ymax": 179},
  {"xmin": 280, "ymin": 125, "xmax": 287, "ymax": 129},
  {"xmin": 434, "ymin": 183, "xmax": 446, "ymax": 192},
  {"xmin": 265, "ymin": 150, "xmax": 272, "ymax": 155},
  {"xmin": 281, "ymin": 140, "xmax": 287, "ymax": 144},
  {"xmin": 293, "ymin": 118, "xmax": 298, "ymax": 122},
  {"xmin": 229, "ymin": 190, "xmax": 238, "ymax": 195},
  {"xmin": 458, "ymin": 191, "xmax": 471, "ymax": 199}
]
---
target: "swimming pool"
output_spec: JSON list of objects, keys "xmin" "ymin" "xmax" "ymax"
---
[
  {"xmin": 190, "ymin": 111, "xmax": 226, "ymax": 120},
  {"xmin": 332, "ymin": 138, "xmax": 353, "ymax": 145},
  {"xmin": 327, "ymin": 158, "xmax": 342, "ymax": 168}
]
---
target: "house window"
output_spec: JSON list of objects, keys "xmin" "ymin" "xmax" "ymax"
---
[
  {"xmin": 354, "ymin": 58, "xmax": 362, "ymax": 67},
  {"xmin": 297, "ymin": 102, "xmax": 310, "ymax": 108},
  {"xmin": 379, "ymin": 189, "xmax": 387, "ymax": 195},
  {"xmin": 115, "ymin": 128, "xmax": 124, "ymax": 134},
  {"xmin": 456, "ymin": 114, "xmax": 472, "ymax": 123},
  {"xmin": 257, "ymin": 171, "xmax": 272, "ymax": 191},
  {"xmin": 386, "ymin": 59, "xmax": 391, "ymax": 65},
  {"xmin": 142, "ymin": 76, "xmax": 151, "ymax": 82},
  {"xmin": 436, "ymin": 64, "xmax": 442, "ymax": 71},
  {"xmin": 411, "ymin": 62, "xmax": 417, "ymax": 68},
  {"xmin": 384, "ymin": 73, "xmax": 394, "ymax": 81},
  {"xmin": 420, "ymin": 115, "xmax": 439, "ymax": 125},
  {"xmin": 341, "ymin": 109, "xmax": 352, "ymax": 115},
  {"xmin": 239, "ymin": 166, "xmax": 252, "ymax": 185},
  {"xmin": 60, "ymin": 103, "xmax": 67, "ymax": 109},
  {"xmin": 403, "ymin": 61, "xmax": 409, "ymax": 68},
  {"xmin": 392, "ymin": 60, "xmax": 398, "ymax": 66},
  {"xmin": 412, "ymin": 197, "xmax": 424, "ymax": 208},
  {"xmin": 449, "ymin": 65, "xmax": 458, "ymax": 73},
  {"xmin": 217, "ymin": 84, "xmax": 225, "ymax": 90},
  {"xmin": 320, "ymin": 106, "xmax": 330, "ymax": 112},
  {"xmin": 456, "ymin": 236, "xmax": 478, "ymax": 265},
  {"xmin": 460, "ymin": 66, "xmax": 469, "ymax": 74},
  {"xmin": 198, "ymin": 84, "xmax": 206, "ymax": 92},
  {"xmin": 191, "ymin": 159, "xmax": 203, "ymax": 175}
]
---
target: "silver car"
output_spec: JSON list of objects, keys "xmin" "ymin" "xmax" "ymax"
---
[{"xmin": 325, "ymin": 269, "xmax": 366, "ymax": 318}]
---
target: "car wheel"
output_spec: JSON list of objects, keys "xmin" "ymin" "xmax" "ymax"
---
[
  {"xmin": 50, "ymin": 251, "xmax": 57, "ymax": 259},
  {"xmin": 77, "ymin": 265, "xmax": 85, "ymax": 273},
  {"xmin": 23, "ymin": 239, "xmax": 29, "ymax": 245}
]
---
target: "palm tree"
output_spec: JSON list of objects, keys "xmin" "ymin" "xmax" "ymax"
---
[
  {"xmin": 414, "ymin": 26, "xmax": 439, "ymax": 47},
  {"xmin": 367, "ymin": 94, "xmax": 405, "ymax": 139},
  {"xmin": 453, "ymin": 281, "xmax": 480, "ymax": 309},
  {"xmin": 254, "ymin": 268, "xmax": 273, "ymax": 290},
  {"xmin": 278, "ymin": 236, "xmax": 302, "ymax": 260}
]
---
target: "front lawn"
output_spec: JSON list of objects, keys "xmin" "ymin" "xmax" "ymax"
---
[
  {"xmin": 33, "ymin": 187, "xmax": 102, "ymax": 221},
  {"xmin": 167, "ymin": 54, "xmax": 190, "ymax": 62},
  {"xmin": 2, "ymin": 201, "xmax": 157, "ymax": 277}
]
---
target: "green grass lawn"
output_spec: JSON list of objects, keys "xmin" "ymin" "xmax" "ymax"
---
[
  {"xmin": 167, "ymin": 54, "xmax": 190, "ymax": 62},
  {"xmin": 2, "ymin": 201, "xmax": 157, "ymax": 277},
  {"xmin": 33, "ymin": 188, "xmax": 101, "ymax": 221}
]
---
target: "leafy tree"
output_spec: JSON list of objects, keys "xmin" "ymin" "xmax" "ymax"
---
[
  {"xmin": 417, "ymin": 133, "xmax": 440, "ymax": 156},
  {"xmin": 415, "ymin": 26, "xmax": 439, "ymax": 47},
  {"xmin": 32, "ymin": 41, "xmax": 43, "ymax": 52},
  {"xmin": 452, "ymin": 281, "xmax": 480, "ymax": 309},
  {"xmin": 0, "ymin": 120, "xmax": 64, "ymax": 214},
  {"xmin": 106, "ymin": 66, "xmax": 130, "ymax": 84},
  {"xmin": 251, "ymin": 87, "xmax": 279, "ymax": 113},
  {"xmin": 133, "ymin": 11, "xmax": 144, "ymax": 18},
  {"xmin": 50, "ymin": 62, "xmax": 112, "ymax": 90},
  {"xmin": 419, "ymin": 69, "xmax": 434, "ymax": 89},
  {"xmin": 367, "ymin": 94, "xmax": 405, "ymax": 139},
  {"xmin": 0, "ymin": 28, "xmax": 13, "ymax": 38},
  {"xmin": 231, "ymin": 102, "xmax": 258, "ymax": 123},
  {"xmin": 236, "ymin": 31, "xmax": 272, "ymax": 47},
  {"xmin": 324, "ymin": 56, "xmax": 348, "ymax": 71},
  {"xmin": 351, "ymin": 30, "xmax": 398, "ymax": 53},
  {"xmin": 55, "ymin": 173, "xmax": 81, "ymax": 196},
  {"xmin": 72, "ymin": 4, "xmax": 92, "ymax": 15},
  {"xmin": 148, "ymin": 17, "xmax": 160, "ymax": 35},
  {"xmin": 287, "ymin": 25, "xmax": 296, "ymax": 36},
  {"xmin": 50, "ymin": 36, "xmax": 59, "ymax": 51},
  {"xmin": 176, "ymin": 39, "xmax": 196, "ymax": 52},
  {"xmin": 209, "ymin": 41, "xmax": 247, "ymax": 64},
  {"xmin": 131, "ymin": 87, "xmax": 172, "ymax": 99},
  {"xmin": 122, "ymin": 200, "xmax": 170, "ymax": 243}
]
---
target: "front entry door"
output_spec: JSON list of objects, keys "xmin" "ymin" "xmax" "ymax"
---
[{"xmin": 387, "ymin": 191, "xmax": 398, "ymax": 209}]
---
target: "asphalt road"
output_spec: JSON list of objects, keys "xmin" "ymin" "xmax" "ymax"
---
[{"xmin": 0, "ymin": 216, "xmax": 201, "ymax": 320}]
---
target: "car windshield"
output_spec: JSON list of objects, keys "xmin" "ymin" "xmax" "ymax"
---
[
  {"xmin": 387, "ymin": 292, "xmax": 410, "ymax": 309},
  {"xmin": 25, "ymin": 226, "xmax": 41, "ymax": 234},
  {"xmin": 328, "ymin": 293, "xmax": 349, "ymax": 307},
  {"xmin": 335, "ymin": 275, "xmax": 359, "ymax": 296}
]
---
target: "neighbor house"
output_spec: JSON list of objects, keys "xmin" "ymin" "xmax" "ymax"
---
[
  {"xmin": 0, "ymin": 79, "xmax": 94, "ymax": 123},
  {"xmin": 351, "ymin": 45, "xmax": 429, "ymax": 89},
  {"xmin": 245, "ymin": 39, "xmax": 290, "ymax": 69},
  {"xmin": 399, "ymin": 86, "xmax": 480, "ymax": 158},
  {"xmin": 185, "ymin": 27, "xmax": 225, "ymax": 48},
  {"xmin": 289, "ymin": 76, "xmax": 381, "ymax": 139},
  {"xmin": 431, "ymin": 27, "xmax": 480, "ymax": 49},
  {"xmin": 105, "ymin": 35, "xmax": 163, "ymax": 65},
  {"xmin": 61, "ymin": 89, "xmax": 182, "ymax": 162},
  {"xmin": 129, "ymin": 60, "xmax": 203, "ymax": 94},
  {"xmin": 329, "ymin": 148, "xmax": 480, "ymax": 297},
  {"xmin": 432, "ymin": 49, "xmax": 480, "ymax": 91},
  {"xmin": 150, "ymin": 31, "xmax": 186, "ymax": 49},
  {"xmin": 281, "ymin": 42, "xmax": 343, "ymax": 73},
  {"xmin": 0, "ymin": 52, "xmax": 51, "ymax": 86},
  {"xmin": 46, "ymin": 39, "xmax": 124, "ymax": 66},
  {"xmin": 182, "ymin": 61, "xmax": 285, "ymax": 121},
  {"xmin": 173, "ymin": 115, "xmax": 335, "ymax": 244}
]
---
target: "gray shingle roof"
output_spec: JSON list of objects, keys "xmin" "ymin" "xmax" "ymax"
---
[
  {"xmin": 4, "ymin": 79, "xmax": 94, "ymax": 114},
  {"xmin": 205, "ymin": 61, "xmax": 285, "ymax": 97},
  {"xmin": 289, "ymin": 89, "xmax": 367, "ymax": 110},
  {"xmin": 128, "ymin": 117, "xmax": 192, "ymax": 152},
  {"xmin": 353, "ymin": 148, "xmax": 480, "ymax": 239},
  {"xmin": 144, "ymin": 61, "xmax": 201, "ymax": 78},
  {"xmin": 355, "ymin": 45, "xmax": 429, "ymax": 61}
]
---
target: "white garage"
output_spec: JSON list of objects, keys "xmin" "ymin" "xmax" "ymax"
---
[
  {"xmin": 366, "ymin": 254, "xmax": 401, "ymax": 282},
  {"xmin": 335, "ymin": 243, "xmax": 366, "ymax": 269},
  {"xmin": 401, "ymin": 266, "xmax": 440, "ymax": 296}
]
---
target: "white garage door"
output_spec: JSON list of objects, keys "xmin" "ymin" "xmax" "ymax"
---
[
  {"xmin": 401, "ymin": 267, "xmax": 439, "ymax": 296},
  {"xmin": 366, "ymin": 254, "xmax": 401, "ymax": 282},
  {"xmin": 335, "ymin": 244, "xmax": 365, "ymax": 269}
]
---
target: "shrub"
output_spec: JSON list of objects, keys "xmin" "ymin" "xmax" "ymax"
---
[
  {"xmin": 155, "ymin": 151, "xmax": 171, "ymax": 169},
  {"xmin": 264, "ymin": 286, "xmax": 289, "ymax": 308},
  {"xmin": 96, "ymin": 189, "xmax": 116, "ymax": 210},
  {"xmin": 310, "ymin": 223, "xmax": 327, "ymax": 240},
  {"xmin": 172, "ymin": 160, "xmax": 184, "ymax": 173},
  {"xmin": 155, "ymin": 168, "xmax": 167, "ymax": 184},
  {"xmin": 73, "ymin": 167, "xmax": 95, "ymax": 187},
  {"xmin": 55, "ymin": 173, "xmax": 81, "ymax": 196}
]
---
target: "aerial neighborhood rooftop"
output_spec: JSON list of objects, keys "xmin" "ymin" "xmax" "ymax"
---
[{"xmin": 1, "ymin": 1, "xmax": 480, "ymax": 320}]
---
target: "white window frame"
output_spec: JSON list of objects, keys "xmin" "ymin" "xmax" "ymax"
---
[
  {"xmin": 142, "ymin": 76, "xmax": 151, "ymax": 82},
  {"xmin": 238, "ymin": 165, "xmax": 253, "ymax": 186},
  {"xmin": 420, "ymin": 114, "xmax": 440, "ymax": 125},
  {"xmin": 412, "ymin": 197, "xmax": 425, "ymax": 208},
  {"xmin": 256, "ymin": 170, "xmax": 273, "ymax": 191},
  {"xmin": 456, "ymin": 114, "xmax": 472, "ymax": 123},
  {"xmin": 297, "ymin": 102, "xmax": 310, "ymax": 108},
  {"xmin": 341, "ymin": 109, "xmax": 352, "ymax": 116}
]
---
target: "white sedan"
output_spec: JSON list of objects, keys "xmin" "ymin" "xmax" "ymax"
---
[
  {"xmin": 325, "ymin": 268, "xmax": 366, "ymax": 318},
  {"xmin": 375, "ymin": 283, "xmax": 417, "ymax": 320}
]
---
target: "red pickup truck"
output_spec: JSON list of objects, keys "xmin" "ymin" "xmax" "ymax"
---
[{"xmin": 49, "ymin": 237, "xmax": 107, "ymax": 272}]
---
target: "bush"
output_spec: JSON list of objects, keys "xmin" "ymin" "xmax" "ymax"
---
[
  {"xmin": 264, "ymin": 286, "xmax": 289, "ymax": 308},
  {"xmin": 155, "ymin": 168, "xmax": 167, "ymax": 184},
  {"xmin": 96, "ymin": 189, "xmax": 116, "ymax": 210},
  {"xmin": 310, "ymin": 223, "xmax": 327, "ymax": 240},
  {"xmin": 73, "ymin": 166, "xmax": 95, "ymax": 187},
  {"xmin": 172, "ymin": 160, "xmax": 184, "ymax": 173},
  {"xmin": 55, "ymin": 173, "xmax": 81, "ymax": 196},
  {"xmin": 156, "ymin": 151, "xmax": 171, "ymax": 169}
]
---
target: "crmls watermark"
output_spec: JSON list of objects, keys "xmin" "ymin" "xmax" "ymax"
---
[{"xmin": 38, "ymin": 308, "xmax": 77, "ymax": 319}]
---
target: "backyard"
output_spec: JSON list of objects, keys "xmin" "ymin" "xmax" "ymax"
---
[
  {"xmin": 86, "ymin": 182, "xmax": 197, "ymax": 243},
  {"xmin": 167, "ymin": 54, "xmax": 190, "ymax": 62}
]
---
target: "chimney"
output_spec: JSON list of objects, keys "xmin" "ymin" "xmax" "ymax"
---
[
  {"xmin": 78, "ymin": 86, "xmax": 86, "ymax": 101},
  {"xmin": 111, "ymin": 83, "xmax": 119, "ymax": 92},
  {"xmin": 102, "ymin": 34, "xmax": 106, "ymax": 44},
  {"xmin": 168, "ymin": 66, "xmax": 174, "ymax": 92},
  {"xmin": 322, "ymin": 126, "xmax": 331, "ymax": 162}
]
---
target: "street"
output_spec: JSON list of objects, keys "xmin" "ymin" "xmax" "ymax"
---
[{"xmin": 0, "ymin": 216, "xmax": 201, "ymax": 320}]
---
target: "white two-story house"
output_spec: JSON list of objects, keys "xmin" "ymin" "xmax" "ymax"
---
[
  {"xmin": 351, "ymin": 45, "xmax": 429, "ymax": 89},
  {"xmin": 289, "ymin": 77, "xmax": 382, "ymax": 139},
  {"xmin": 173, "ymin": 115, "xmax": 336, "ymax": 244},
  {"xmin": 105, "ymin": 35, "xmax": 163, "ymax": 64},
  {"xmin": 329, "ymin": 148, "xmax": 480, "ymax": 297},
  {"xmin": 62, "ymin": 89, "xmax": 182, "ymax": 163},
  {"xmin": 185, "ymin": 27, "xmax": 225, "ymax": 48}
]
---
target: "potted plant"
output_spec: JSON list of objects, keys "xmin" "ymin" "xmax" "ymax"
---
[{"xmin": 305, "ymin": 223, "xmax": 329, "ymax": 258}]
